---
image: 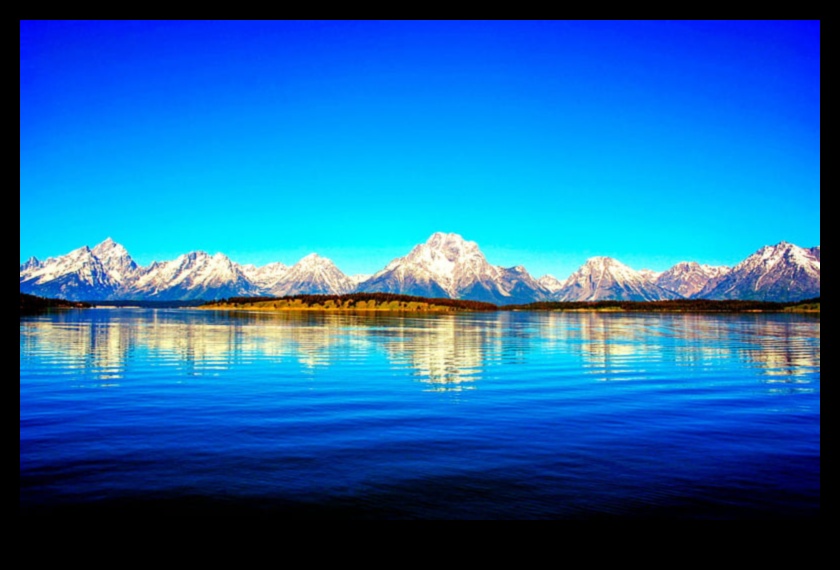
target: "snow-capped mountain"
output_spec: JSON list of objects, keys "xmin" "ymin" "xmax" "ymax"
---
[
  {"xmin": 20, "ymin": 256, "xmax": 42, "ymax": 273},
  {"xmin": 18, "ymin": 239, "xmax": 354, "ymax": 301},
  {"xmin": 553, "ymin": 256, "xmax": 682, "ymax": 301},
  {"xmin": 19, "ymin": 236, "xmax": 822, "ymax": 303},
  {"xmin": 358, "ymin": 232, "xmax": 549, "ymax": 304},
  {"xmin": 538, "ymin": 274, "xmax": 565, "ymax": 294},
  {"xmin": 132, "ymin": 251, "xmax": 259, "ymax": 301},
  {"xmin": 19, "ymin": 245, "xmax": 122, "ymax": 300},
  {"xmin": 638, "ymin": 269, "xmax": 662, "ymax": 283},
  {"xmin": 497, "ymin": 265, "xmax": 552, "ymax": 304},
  {"xmin": 349, "ymin": 274, "xmax": 372, "ymax": 287},
  {"xmin": 268, "ymin": 253, "xmax": 353, "ymax": 296},
  {"xmin": 697, "ymin": 242, "xmax": 820, "ymax": 301},
  {"xmin": 91, "ymin": 237, "xmax": 139, "ymax": 287},
  {"xmin": 655, "ymin": 262, "xmax": 730, "ymax": 298},
  {"xmin": 240, "ymin": 262, "xmax": 288, "ymax": 290}
]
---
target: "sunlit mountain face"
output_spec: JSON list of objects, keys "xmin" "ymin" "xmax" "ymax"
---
[
  {"xmin": 695, "ymin": 242, "xmax": 821, "ymax": 302},
  {"xmin": 652, "ymin": 262, "xmax": 730, "ymax": 298},
  {"xmin": 551, "ymin": 256, "xmax": 683, "ymax": 302},
  {"xmin": 358, "ymin": 233, "xmax": 549, "ymax": 304},
  {"xmin": 20, "ymin": 235, "xmax": 819, "ymax": 303}
]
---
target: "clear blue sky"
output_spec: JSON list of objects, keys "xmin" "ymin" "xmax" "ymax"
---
[{"xmin": 20, "ymin": 21, "xmax": 820, "ymax": 278}]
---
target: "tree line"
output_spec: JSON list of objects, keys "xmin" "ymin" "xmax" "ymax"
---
[
  {"xmin": 200, "ymin": 294, "xmax": 822, "ymax": 313},
  {"xmin": 504, "ymin": 298, "xmax": 821, "ymax": 312},
  {"xmin": 20, "ymin": 292, "xmax": 91, "ymax": 314},
  {"xmin": 209, "ymin": 293, "xmax": 499, "ymax": 311}
]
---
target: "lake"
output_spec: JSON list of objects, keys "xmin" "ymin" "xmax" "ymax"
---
[{"xmin": 20, "ymin": 308, "xmax": 820, "ymax": 518}]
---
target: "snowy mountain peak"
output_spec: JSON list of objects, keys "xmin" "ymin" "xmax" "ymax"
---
[
  {"xmin": 638, "ymin": 269, "xmax": 662, "ymax": 282},
  {"xmin": 554, "ymin": 256, "xmax": 681, "ymax": 301},
  {"xmin": 171, "ymin": 250, "xmax": 235, "ymax": 269},
  {"xmin": 20, "ymin": 256, "xmax": 41, "ymax": 272},
  {"xmin": 93, "ymin": 236, "xmax": 117, "ymax": 249},
  {"xmin": 91, "ymin": 238, "xmax": 138, "ymax": 284},
  {"xmin": 578, "ymin": 256, "xmax": 640, "ymax": 280},
  {"xmin": 583, "ymin": 256, "xmax": 628, "ymax": 269},
  {"xmin": 538, "ymin": 274, "xmax": 565, "ymax": 293},
  {"xmin": 20, "ymin": 238, "xmax": 821, "ymax": 303},
  {"xmin": 270, "ymin": 253, "xmax": 351, "ymax": 296},
  {"xmin": 210, "ymin": 253, "xmax": 241, "ymax": 271},
  {"xmin": 416, "ymin": 232, "xmax": 483, "ymax": 262},
  {"xmin": 373, "ymin": 232, "xmax": 493, "ymax": 296},
  {"xmin": 242, "ymin": 261, "xmax": 287, "ymax": 272},
  {"xmin": 297, "ymin": 253, "xmax": 331, "ymax": 266},
  {"xmin": 349, "ymin": 273, "xmax": 372, "ymax": 287},
  {"xmin": 698, "ymin": 242, "xmax": 819, "ymax": 301},
  {"xmin": 289, "ymin": 253, "xmax": 345, "ymax": 274},
  {"xmin": 360, "ymin": 232, "xmax": 547, "ymax": 304},
  {"xmin": 655, "ymin": 261, "xmax": 730, "ymax": 298},
  {"xmin": 130, "ymin": 249, "xmax": 256, "ymax": 301},
  {"xmin": 426, "ymin": 231, "xmax": 471, "ymax": 247},
  {"xmin": 746, "ymin": 241, "xmax": 817, "ymax": 268},
  {"xmin": 92, "ymin": 238, "xmax": 127, "ymax": 256},
  {"xmin": 184, "ymin": 250, "xmax": 209, "ymax": 261},
  {"xmin": 67, "ymin": 245, "xmax": 92, "ymax": 258},
  {"xmin": 19, "ymin": 242, "xmax": 119, "ymax": 300},
  {"xmin": 240, "ymin": 262, "xmax": 288, "ymax": 290},
  {"xmin": 426, "ymin": 231, "xmax": 475, "ymax": 251}
]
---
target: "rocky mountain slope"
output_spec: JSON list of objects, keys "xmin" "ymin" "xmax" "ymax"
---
[
  {"xmin": 655, "ymin": 262, "xmax": 730, "ymax": 298},
  {"xmin": 552, "ymin": 257, "xmax": 682, "ymax": 301},
  {"xmin": 358, "ymin": 233, "xmax": 549, "ymax": 305},
  {"xmin": 696, "ymin": 242, "xmax": 820, "ymax": 301},
  {"xmin": 20, "ymin": 236, "xmax": 820, "ymax": 303}
]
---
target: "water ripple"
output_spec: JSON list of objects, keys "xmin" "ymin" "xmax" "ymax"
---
[{"xmin": 21, "ymin": 309, "xmax": 820, "ymax": 518}]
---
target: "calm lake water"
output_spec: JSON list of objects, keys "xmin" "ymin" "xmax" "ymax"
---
[{"xmin": 20, "ymin": 309, "xmax": 820, "ymax": 518}]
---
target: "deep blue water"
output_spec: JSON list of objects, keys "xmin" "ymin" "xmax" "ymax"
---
[{"xmin": 20, "ymin": 309, "xmax": 820, "ymax": 518}]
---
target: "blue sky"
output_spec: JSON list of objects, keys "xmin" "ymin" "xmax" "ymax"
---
[{"xmin": 20, "ymin": 21, "xmax": 820, "ymax": 278}]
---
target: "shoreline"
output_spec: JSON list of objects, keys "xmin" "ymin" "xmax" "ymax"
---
[
  {"xmin": 22, "ymin": 292, "xmax": 820, "ymax": 315},
  {"xmin": 198, "ymin": 305, "xmax": 820, "ymax": 314}
]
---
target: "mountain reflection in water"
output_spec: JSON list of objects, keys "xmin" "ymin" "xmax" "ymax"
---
[
  {"xmin": 21, "ymin": 309, "xmax": 819, "ymax": 391},
  {"xmin": 20, "ymin": 309, "xmax": 820, "ymax": 518}
]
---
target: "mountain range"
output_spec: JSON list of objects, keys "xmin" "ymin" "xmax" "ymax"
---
[{"xmin": 20, "ymin": 233, "xmax": 820, "ymax": 303}]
